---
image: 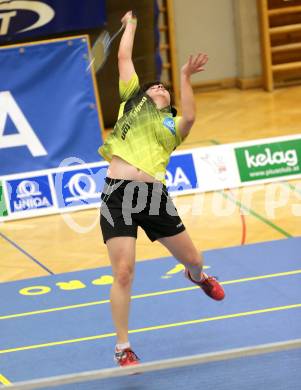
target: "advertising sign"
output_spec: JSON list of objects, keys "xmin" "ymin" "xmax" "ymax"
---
[
  {"xmin": 6, "ymin": 175, "xmax": 54, "ymax": 213},
  {"xmin": 166, "ymin": 153, "xmax": 198, "ymax": 192},
  {"xmin": 0, "ymin": 0, "xmax": 106, "ymax": 43},
  {"xmin": 54, "ymin": 165, "xmax": 108, "ymax": 209},
  {"xmin": 0, "ymin": 36, "xmax": 103, "ymax": 177},
  {"xmin": 0, "ymin": 182, "xmax": 8, "ymax": 217},
  {"xmin": 235, "ymin": 139, "xmax": 301, "ymax": 182},
  {"xmin": 1, "ymin": 135, "xmax": 301, "ymax": 222}
]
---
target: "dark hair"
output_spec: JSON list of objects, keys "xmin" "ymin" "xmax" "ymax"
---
[
  {"xmin": 140, "ymin": 81, "xmax": 165, "ymax": 93},
  {"xmin": 140, "ymin": 81, "xmax": 177, "ymax": 117}
]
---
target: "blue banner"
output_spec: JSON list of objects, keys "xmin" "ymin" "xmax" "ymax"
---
[
  {"xmin": 166, "ymin": 153, "xmax": 197, "ymax": 192},
  {"xmin": 0, "ymin": 151, "xmax": 199, "ymax": 221},
  {"xmin": 54, "ymin": 165, "xmax": 107, "ymax": 208},
  {"xmin": 6, "ymin": 175, "xmax": 54, "ymax": 213},
  {"xmin": 0, "ymin": 0, "xmax": 106, "ymax": 43},
  {"xmin": 0, "ymin": 36, "xmax": 103, "ymax": 176}
]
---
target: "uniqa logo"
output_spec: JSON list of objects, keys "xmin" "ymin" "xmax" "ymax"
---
[
  {"xmin": 16, "ymin": 180, "xmax": 41, "ymax": 199},
  {"xmin": 245, "ymin": 148, "xmax": 298, "ymax": 168},
  {"xmin": 0, "ymin": 1, "xmax": 55, "ymax": 36},
  {"xmin": 65, "ymin": 173, "xmax": 100, "ymax": 202},
  {"xmin": 165, "ymin": 167, "xmax": 191, "ymax": 189},
  {"xmin": 14, "ymin": 179, "xmax": 51, "ymax": 210}
]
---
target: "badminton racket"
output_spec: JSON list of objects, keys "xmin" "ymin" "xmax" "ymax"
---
[{"xmin": 87, "ymin": 24, "xmax": 125, "ymax": 73}]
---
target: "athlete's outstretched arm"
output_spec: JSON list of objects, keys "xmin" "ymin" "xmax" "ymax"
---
[
  {"xmin": 178, "ymin": 53, "xmax": 208, "ymax": 139},
  {"xmin": 118, "ymin": 11, "xmax": 137, "ymax": 82}
]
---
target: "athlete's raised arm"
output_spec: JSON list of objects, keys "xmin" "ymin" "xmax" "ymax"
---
[
  {"xmin": 118, "ymin": 11, "xmax": 137, "ymax": 82},
  {"xmin": 178, "ymin": 53, "xmax": 208, "ymax": 139}
]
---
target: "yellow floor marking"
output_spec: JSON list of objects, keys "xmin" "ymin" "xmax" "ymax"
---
[
  {"xmin": 0, "ymin": 374, "xmax": 12, "ymax": 385},
  {"xmin": 162, "ymin": 264, "xmax": 210, "ymax": 279},
  {"xmin": 166, "ymin": 264, "xmax": 185, "ymax": 275},
  {"xmin": 1, "ymin": 269, "xmax": 301, "ymax": 321},
  {"xmin": 92, "ymin": 275, "xmax": 113, "ymax": 285},
  {"xmin": 0, "ymin": 300, "xmax": 110, "ymax": 320},
  {"xmin": 221, "ymin": 269, "xmax": 301, "ymax": 285},
  {"xmin": 0, "ymin": 303, "xmax": 300, "ymax": 355}
]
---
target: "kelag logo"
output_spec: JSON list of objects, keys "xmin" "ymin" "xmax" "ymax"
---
[
  {"xmin": 166, "ymin": 153, "xmax": 197, "ymax": 192},
  {"xmin": 235, "ymin": 139, "xmax": 301, "ymax": 182},
  {"xmin": 7, "ymin": 175, "xmax": 53, "ymax": 212},
  {"xmin": 54, "ymin": 166, "xmax": 107, "ymax": 208}
]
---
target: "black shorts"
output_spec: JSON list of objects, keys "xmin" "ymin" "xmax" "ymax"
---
[{"xmin": 100, "ymin": 177, "xmax": 185, "ymax": 243}]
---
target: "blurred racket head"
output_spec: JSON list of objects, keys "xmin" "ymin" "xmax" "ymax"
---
[{"xmin": 87, "ymin": 25, "xmax": 124, "ymax": 73}]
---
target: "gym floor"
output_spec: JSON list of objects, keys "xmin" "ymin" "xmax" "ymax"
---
[{"xmin": 1, "ymin": 86, "xmax": 301, "ymax": 388}]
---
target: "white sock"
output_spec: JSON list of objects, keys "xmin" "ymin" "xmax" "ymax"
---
[
  {"xmin": 188, "ymin": 268, "xmax": 207, "ymax": 282},
  {"xmin": 115, "ymin": 341, "xmax": 130, "ymax": 351},
  {"xmin": 200, "ymin": 272, "xmax": 207, "ymax": 282},
  {"xmin": 187, "ymin": 265, "xmax": 203, "ymax": 282}
]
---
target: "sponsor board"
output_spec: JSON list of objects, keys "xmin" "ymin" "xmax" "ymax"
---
[
  {"xmin": 0, "ymin": 182, "xmax": 8, "ymax": 217},
  {"xmin": 194, "ymin": 145, "xmax": 241, "ymax": 191},
  {"xmin": 7, "ymin": 175, "xmax": 53, "ymax": 213},
  {"xmin": 0, "ymin": 0, "xmax": 106, "ymax": 42},
  {"xmin": 0, "ymin": 37, "xmax": 103, "ymax": 177},
  {"xmin": 53, "ymin": 165, "xmax": 108, "ymax": 208},
  {"xmin": 1, "ymin": 135, "xmax": 301, "ymax": 221},
  {"xmin": 166, "ymin": 153, "xmax": 197, "ymax": 192},
  {"xmin": 235, "ymin": 139, "xmax": 301, "ymax": 182}
]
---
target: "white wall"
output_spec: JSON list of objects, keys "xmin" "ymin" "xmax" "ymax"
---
[
  {"xmin": 233, "ymin": 0, "xmax": 262, "ymax": 78},
  {"xmin": 173, "ymin": 0, "xmax": 261, "ymax": 83}
]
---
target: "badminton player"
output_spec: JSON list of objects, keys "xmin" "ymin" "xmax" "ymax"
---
[{"xmin": 99, "ymin": 10, "xmax": 225, "ymax": 367}]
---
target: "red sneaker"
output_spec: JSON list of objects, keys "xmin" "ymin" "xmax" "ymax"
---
[
  {"xmin": 185, "ymin": 269, "xmax": 225, "ymax": 301},
  {"xmin": 114, "ymin": 348, "xmax": 140, "ymax": 367}
]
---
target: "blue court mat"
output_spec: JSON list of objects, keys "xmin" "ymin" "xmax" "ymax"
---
[
  {"xmin": 0, "ymin": 237, "xmax": 301, "ymax": 388},
  {"xmin": 40, "ymin": 349, "xmax": 301, "ymax": 390}
]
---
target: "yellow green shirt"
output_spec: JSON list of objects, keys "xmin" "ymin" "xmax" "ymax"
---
[{"xmin": 98, "ymin": 73, "xmax": 182, "ymax": 183}]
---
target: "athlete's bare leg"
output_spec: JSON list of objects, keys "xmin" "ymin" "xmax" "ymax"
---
[
  {"xmin": 106, "ymin": 236, "xmax": 136, "ymax": 344},
  {"xmin": 158, "ymin": 230, "xmax": 204, "ymax": 281},
  {"xmin": 158, "ymin": 230, "xmax": 225, "ymax": 301}
]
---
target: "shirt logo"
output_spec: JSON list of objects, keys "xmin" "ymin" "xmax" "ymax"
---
[{"xmin": 163, "ymin": 117, "xmax": 176, "ymax": 135}]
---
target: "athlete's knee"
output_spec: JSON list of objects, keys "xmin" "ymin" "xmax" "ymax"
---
[{"xmin": 114, "ymin": 263, "xmax": 135, "ymax": 287}]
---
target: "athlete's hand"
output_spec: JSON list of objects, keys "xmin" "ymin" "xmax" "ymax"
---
[
  {"xmin": 181, "ymin": 53, "xmax": 208, "ymax": 77},
  {"xmin": 121, "ymin": 11, "xmax": 137, "ymax": 26}
]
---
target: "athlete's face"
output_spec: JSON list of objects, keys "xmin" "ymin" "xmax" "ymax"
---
[{"xmin": 146, "ymin": 84, "xmax": 171, "ymax": 107}]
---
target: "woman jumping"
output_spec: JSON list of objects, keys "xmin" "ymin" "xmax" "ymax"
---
[{"xmin": 99, "ymin": 10, "xmax": 225, "ymax": 367}]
